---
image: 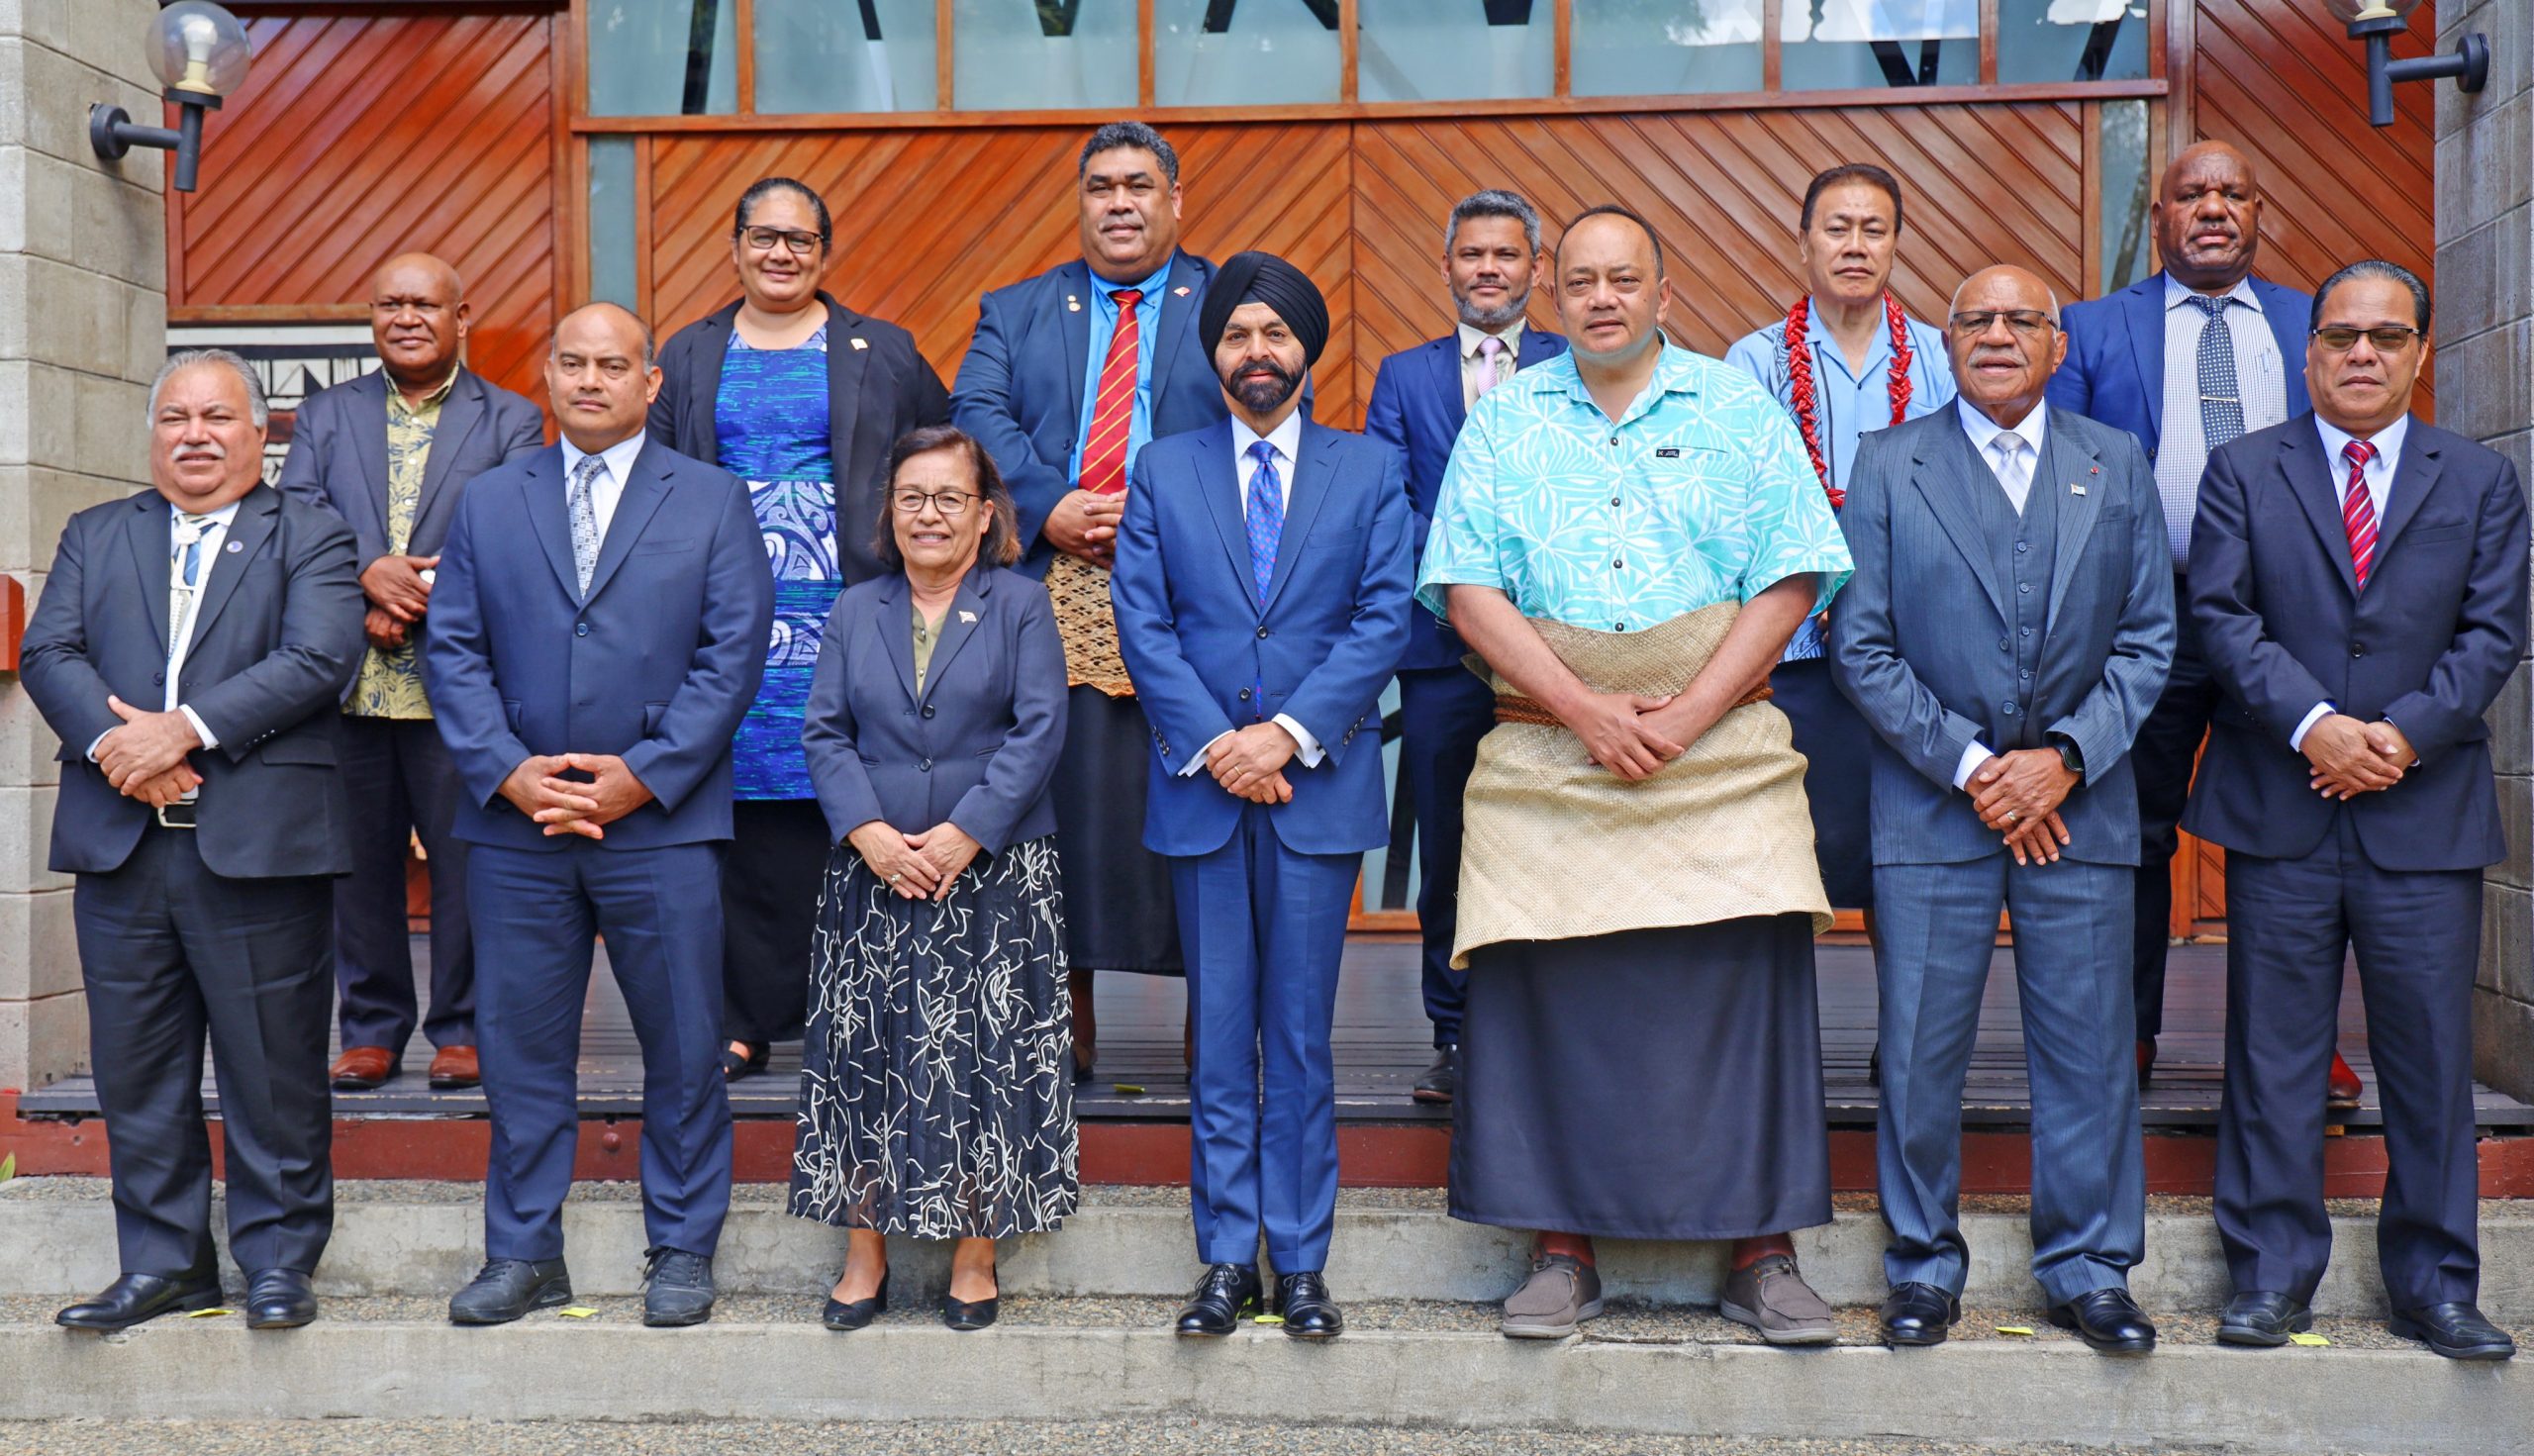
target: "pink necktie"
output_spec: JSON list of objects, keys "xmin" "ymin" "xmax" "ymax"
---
[
  {"xmin": 1476, "ymin": 335, "xmax": 1509, "ymax": 397},
  {"xmin": 2341, "ymin": 439, "xmax": 2379, "ymax": 590}
]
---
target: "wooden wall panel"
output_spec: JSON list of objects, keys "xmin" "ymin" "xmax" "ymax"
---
[{"xmin": 172, "ymin": 14, "xmax": 558, "ymax": 403}]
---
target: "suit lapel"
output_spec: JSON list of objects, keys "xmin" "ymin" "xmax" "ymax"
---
[
  {"xmin": 1261, "ymin": 424, "xmax": 1337, "ymax": 615},
  {"xmin": 413, "ymin": 372, "xmax": 483, "ymax": 538},
  {"xmin": 2253, "ymin": 279, "xmax": 2314, "ymax": 417},
  {"xmin": 2372, "ymin": 419, "xmax": 2444, "ymax": 565},
  {"xmin": 2040, "ymin": 410, "xmax": 2104, "ymax": 627},
  {"xmin": 581, "ymin": 442, "xmax": 673, "ymax": 604},
  {"xmin": 2124, "ymin": 278, "xmax": 2166, "ymax": 441},
  {"xmin": 1431, "ymin": 338, "xmax": 1468, "ymax": 438},
  {"xmin": 124, "ymin": 495, "xmax": 172, "ymax": 656},
  {"xmin": 185, "ymin": 485, "xmax": 279, "ymax": 648},
  {"xmin": 1909, "ymin": 424, "xmax": 2013, "ymax": 627},
  {"xmin": 1059, "ymin": 260, "xmax": 1094, "ymax": 427},
  {"xmin": 352, "ymin": 370, "xmax": 392, "ymax": 532},
  {"xmin": 2280, "ymin": 425, "xmax": 2361, "ymax": 599},
  {"xmin": 521, "ymin": 448, "xmax": 583, "ymax": 603},
  {"xmin": 1151, "ymin": 251, "xmax": 1205, "ymax": 420},
  {"xmin": 921, "ymin": 571, "xmax": 992, "ymax": 707},
  {"xmin": 1193, "ymin": 421, "xmax": 1254, "ymax": 594},
  {"xmin": 873, "ymin": 572, "xmax": 919, "ymax": 707},
  {"xmin": 821, "ymin": 293, "xmax": 870, "ymax": 509}
]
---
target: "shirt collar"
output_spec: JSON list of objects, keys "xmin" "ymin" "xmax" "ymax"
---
[
  {"xmin": 2316, "ymin": 412, "xmax": 2410, "ymax": 470},
  {"xmin": 1092, "ymin": 255, "xmax": 1173, "ymax": 304},
  {"xmin": 2165, "ymin": 272, "xmax": 2263, "ymax": 314},
  {"xmin": 1456, "ymin": 320, "xmax": 1523, "ymax": 361},
  {"xmin": 561, "ymin": 430, "xmax": 647, "ymax": 486},
  {"xmin": 1231, "ymin": 406, "xmax": 1305, "ymax": 467},
  {"xmin": 1555, "ymin": 342, "xmax": 1700, "ymax": 425},
  {"xmin": 1957, "ymin": 396, "xmax": 2049, "ymax": 461},
  {"xmin": 168, "ymin": 496, "xmax": 244, "ymax": 528},
  {"xmin": 1798, "ymin": 295, "xmax": 1898, "ymax": 378},
  {"xmin": 384, "ymin": 364, "xmax": 462, "ymax": 414}
]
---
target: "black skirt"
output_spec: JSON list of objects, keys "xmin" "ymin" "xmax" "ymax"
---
[
  {"xmin": 1047, "ymin": 686, "xmax": 1183, "ymax": 974},
  {"xmin": 1773, "ymin": 657, "xmax": 1876, "ymax": 910},
  {"xmin": 720, "ymin": 798, "xmax": 830, "ymax": 1044},
  {"xmin": 1449, "ymin": 916, "xmax": 1833, "ymax": 1241}
]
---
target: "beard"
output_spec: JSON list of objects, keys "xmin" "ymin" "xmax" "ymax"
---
[
  {"xmin": 1225, "ymin": 360, "xmax": 1303, "ymax": 414},
  {"xmin": 1453, "ymin": 280, "xmax": 1530, "ymax": 332}
]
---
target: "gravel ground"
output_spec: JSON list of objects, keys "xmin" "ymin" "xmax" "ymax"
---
[{"xmin": 0, "ymin": 1419, "xmax": 2317, "ymax": 1456}]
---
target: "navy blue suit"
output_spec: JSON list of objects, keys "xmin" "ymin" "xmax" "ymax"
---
[
  {"xmin": 1111, "ymin": 416, "xmax": 1413, "ymax": 1272},
  {"xmin": 2047, "ymin": 269, "xmax": 2312, "ymax": 1041},
  {"xmin": 1362, "ymin": 327, "xmax": 1565, "ymax": 1049},
  {"xmin": 424, "ymin": 437, "xmax": 773, "ymax": 1262},
  {"xmin": 2186, "ymin": 414, "xmax": 2529, "ymax": 1310}
]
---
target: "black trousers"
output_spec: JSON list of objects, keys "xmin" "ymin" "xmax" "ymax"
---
[
  {"xmin": 334, "ymin": 713, "xmax": 474, "ymax": 1051},
  {"xmin": 2215, "ymin": 813, "xmax": 2483, "ymax": 1310},
  {"xmin": 2127, "ymin": 580, "xmax": 2220, "ymax": 1040},
  {"xmin": 1397, "ymin": 665, "xmax": 1494, "ymax": 1049},
  {"xmin": 720, "ymin": 798, "xmax": 829, "ymax": 1046},
  {"xmin": 75, "ymin": 827, "xmax": 336, "ymax": 1277}
]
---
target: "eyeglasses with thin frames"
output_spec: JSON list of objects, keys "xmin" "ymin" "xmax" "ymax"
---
[
  {"xmin": 738, "ymin": 227, "xmax": 823, "ymax": 256},
  {"xmin": 1947, "ymin": 310, "xmax": 2058, "ymax": 338},
  {"xmin": 2311, "ymin": 325, "xmax": 2423, "ymax": 354},
  {"xmin": 893, "ymin": 489, "xmax": 976, "ymax": 517}
]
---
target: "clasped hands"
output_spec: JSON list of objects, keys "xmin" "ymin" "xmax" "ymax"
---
[
  {"xmin": 500, "ymin": 753, "xmax": 655, "ymax": 839},
  {"xmin": 2302, "ymin": 713, "xmax": 2414, "ymax": 802},
  {"xmin": 93, "ymin": 695, "xmax": 203, "ymax": 809},
  {"xmin": 1559, "ymin": 690, "xmax": 1717, "ymax": 782},
  {"xmin": 1206, "ymin": 723, "xmax": 1298, "ymax": 804},
  {"xmin": 1969, "ymin": 750, "xmax": 2078, "ymax": 867},
  {"xmin": 361, "ymin": 553, "xmax": 438, "ymax": 650},
  {"xmin": 847, "ymin": 820, "xmax": 982, "ymax": 901},
  {"xmin": 1043, "ymin": 490, "xmax": 1122, "ymax": 567}
]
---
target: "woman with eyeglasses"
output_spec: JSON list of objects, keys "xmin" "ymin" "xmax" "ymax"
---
[
  {"xmin": 793, "ymin": 426, "xmax": 1075, "ymax": 1333},
  {"xmin": 649, "ymin": 176, "xmax": 951, "ymax": 1084}
]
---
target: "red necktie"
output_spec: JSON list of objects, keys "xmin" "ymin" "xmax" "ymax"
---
[
  {"xmin": 2341, "ymin": 439, "xmax": 2379, "ymax": 589},
  {"xmin": 1079, "ymin": 288, "xmax": 1143, "ymax": 496}
]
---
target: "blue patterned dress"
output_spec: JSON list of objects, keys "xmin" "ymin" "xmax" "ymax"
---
[{"xmin": 719, "ymin": 325, "xmax": 839, "ymax": 800}]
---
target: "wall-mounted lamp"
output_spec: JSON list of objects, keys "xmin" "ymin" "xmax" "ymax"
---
[
  {"xmin": 88, "ymin": 2, "xmax": 254, "ymax": 193},
  {"xmin": 2324, "ymin": 0, "xmax": 2487, "ymax": 129}
]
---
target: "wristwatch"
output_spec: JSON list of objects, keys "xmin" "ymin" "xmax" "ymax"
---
[{"xmin": 2048, "ymin": 733, "xmax": 2085, "ymax": 778}]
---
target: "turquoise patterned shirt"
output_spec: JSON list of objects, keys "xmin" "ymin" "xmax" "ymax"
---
[{"xmin": 1415, "ymin": 343, "xmax": 1853, "ymax": 632}]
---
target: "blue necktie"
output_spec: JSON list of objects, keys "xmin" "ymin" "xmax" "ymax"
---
[{"xmin": 1244, "ymin": 439, "xmax": 1284, "ymax": 607}]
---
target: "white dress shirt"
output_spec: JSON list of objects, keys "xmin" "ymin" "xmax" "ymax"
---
[
  {"xmin": 1456, "ymin": 320, "xmax": 1523, "ymax": 410},
  {"xmin": 1187, "ymin": 407, "xmax": 1325, "ymax": 775},
  {"xmin": 2157, "ymin": 274, "xmax": 2289, "ymax": 568},
  {"xmin": 89, "ymin": 498, "xmax": 238, "ymax": 765},
  {"xmin": 559, "ymin": 430, "xmax": 644, "ymax": 544},
  {"xmin": 2289, "ymin": 413, "xmax": 2413, "ymax": 751},
  {"xmin": 1950, "ymin": 399, "xmax": 2053, "ymax": 789}
]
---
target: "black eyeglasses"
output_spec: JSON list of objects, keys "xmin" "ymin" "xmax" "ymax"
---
[
  {"xmin": 1948, "ymin": 310, "xmax": 2058, "ymax": 338},
  {"xmin": 2311, "ymin": 325, "xmax": 2423, "ymax": 353},
  {"xmin": 738, "ymin": 227, "xmax": 823, "ymax": 256},
  {"xmin": 892, "ymin": 489, "xmax": 976, "ymax": 517}
]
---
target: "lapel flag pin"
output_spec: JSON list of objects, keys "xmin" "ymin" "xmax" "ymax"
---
[
  {"xmin": 958, "ymin": 610, "xmax": 977, "ymax": 625},
  {"xmin": 2071, "ymin": 482, "xmax": 2086, "ymax": 495},
  {"xmin": 226, "ymin": 540, "xmax": 243, "ymax": 551},
  {"xmin": 850, "ymin": 337, "xmax": 868, "ymax": 350},
  {"xmin": 1067, "ymin": 294, "xmax": 1082, "ymax": 312},
  {"xmin": 1173, "ymin": 285, "xmax": 1192, "ymax": 297}
]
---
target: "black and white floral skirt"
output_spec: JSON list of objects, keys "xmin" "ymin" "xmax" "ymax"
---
[{"xmin": 788, "ymin": 834, "xmax": 1079, "ymax": 1237}]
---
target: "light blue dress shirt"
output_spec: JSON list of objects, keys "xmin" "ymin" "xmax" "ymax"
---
[{"xmin": 1066, "ymin": 256, "xmax": 1175, "ymax": 488}]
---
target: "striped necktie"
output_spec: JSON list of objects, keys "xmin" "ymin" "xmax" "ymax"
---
[
  {"xmin": 2341, "ymin": 439, "xmax": 2379, "ymax": 589},
  {"xmin": 169, "ymin": 511, "xmax": 216, "ymax": 651},
  {"xmin": 1081, "ymin": 288, "xmax": 1144, "ymax": 496}
]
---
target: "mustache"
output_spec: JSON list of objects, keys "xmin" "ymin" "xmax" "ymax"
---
[{"xmin": 172, "ymin": 442, "xmax": 228, "ymax": 462}]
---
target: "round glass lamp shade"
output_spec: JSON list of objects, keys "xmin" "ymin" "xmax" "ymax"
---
[
  {"xmin": 149, "ymin": 2, "xmax": 254, "ymax": 98},
  {"xmin": 2319, "ymin": 0, "xmax": 2423, "ymax": 23}
]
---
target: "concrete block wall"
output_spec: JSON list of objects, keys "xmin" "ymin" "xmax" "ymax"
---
[
  {"xmin": 2441, "ymin": 2, "xmax": 2534, "ymax": 1100},
  {"xmin": 0, "ymin": 0, "xmax": 165, "ymax": 1089}
]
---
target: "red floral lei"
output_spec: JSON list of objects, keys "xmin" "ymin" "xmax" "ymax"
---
[{"xmin": 1784, "ymin": 291, "xmax": 1914, "ymax": 509}]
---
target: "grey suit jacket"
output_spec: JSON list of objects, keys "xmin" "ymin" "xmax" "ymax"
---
[
  {"xmin": 1829, "ymin": 406, "xmax": 2176, "ymax": 866},
  {"xmin": 276, "ymin": 366, "xmax": 546, "ymax": 569}
]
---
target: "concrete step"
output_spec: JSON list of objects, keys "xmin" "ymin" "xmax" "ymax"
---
[
  {"xmin": 0, "ymin": 1294, "xmax": 2521, "ymax": 1455},
  {"xmin": 6, "ymin": 1180, "xmax": 2532, "ymax": 1320}
]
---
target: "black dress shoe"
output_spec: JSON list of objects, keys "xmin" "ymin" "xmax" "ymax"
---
[
  {"xmin": 448, "ymin": 1257, "xmax": 573, "ymax": 1325},
  {"xmin": 719, "ymin": 1041, "xmax": 768, "ymax": 1081},
  {"xmin": 2389, "ymin": 1302, "xmax": 2517, "ymax": 1361},
  {"xmin": 55, "ymin": 1268, "xmax": 223, "ymax": 1329},
  {"xmin": 1878, "ymin": 1281, "xmax": 1960, "ymax": 1346},
  {"xmin": 825, "ymin": 1271, "xmax": 889, "ymax": 1331},
  {"xmin": 1413, "ymin": 1046, "xmax": 1456, "ymax": 1104},
  {"xmin": 244, "ymin": 1268, "xmax": 317, "ymax": 1330},
  {"xmin": 2216, "ymin": 1291, "xmax": 2312, "ymax": 1347},
  {"xmin": 1867, "ymin": 1041, "xmax": 1882, "ymax": 1088},
  {"xmin": 2048, "ymin": 1287, "xmax": 2157, "ymax": 1354},
  {"xmin": 1276, "ymin": 1271, "xmax": 1343, "ymax": 1339},
  {"xmin": 642, "ymin": 1247, "xmax": 716, "ymax": 1327},
  {"xmin": 1174, "ymin": 1263, "xmax": 1262, "ymax": 1336}
]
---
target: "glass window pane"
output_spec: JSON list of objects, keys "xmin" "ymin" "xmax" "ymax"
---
[
  {"xmin": 1359, "ymin": 0, "xmax": 1552, "ymax": 103},
  {"xmin": 2097, "ymin": 99, "xmax": 2154, "ymax": 294},
  {"xmin": 1154, "ymin": 0, "xmax": 1342, "ymax": 108},
  {"xmin": 954, "ymin": 0, "xmax": 1137, "ymax": 111},
  {"xmin": 587, "ymin": 0, "xmax": 737, "ymax": 117},
  {"xmin": 1998, "ymin": 0, "xmax": 2150, "ymax": 85},
  {"xmin": 1571, "ymin": 0, "xmax": 1763, "ymax": 98},
  {"xmin": 588, "ymin": 138, "xmax": 638, "ymax": 311},
  {"xmin": 1782, "ymin": 0, "xmax": 1979, "ymax": 92},
  {"xmin": 756, "ymin": 0, "xmax": 937, "ymax": 112}
]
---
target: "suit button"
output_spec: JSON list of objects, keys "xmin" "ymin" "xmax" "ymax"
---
[
  {"xmin": 1256, "ymin": 627, "xmax": 1270, "ymax": 639},
  {"xmin": 922, "ymin": 705, "xmax": 936, "ymax": 718},
  {"xmin": 2351, "ymin": 642, "xmax": 2367, "ymax": 657},
  {"xmin": 575, "ymin": 623, "xmax": 590, "ymax": 636},
  {"xmin": 1238, "ymin": 688, "xmax": 1251, "ymax": 701},
  {"xmin": 2018, "ymin": 583, "xmax": 2032, "ymax": 594},
  {"xmin": 152, "ymin": 672, "xmax": 165, "ymax": 685},
  {"xmin": 1998, "ymin": 640, "xmax": 2010, "ymax": 653},
  {"xmin": 918, "ymin": 758, "xmax": 931, "ymax": 772},
  {"xmin": 2015, "ymin": 541, "xmax": 2029, "ymax": 553},
  {"xmin": 2001, "ymin": 702, "xmax": 2018, "ymax": 716}
]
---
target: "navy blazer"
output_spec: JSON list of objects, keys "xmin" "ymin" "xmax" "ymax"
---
[
  {"xmin": 423, "ymin": 438, "xmax": 775, "ymax": 852},
  {"xmin": 1110, "ymin": 417, "xmax": 1414, "ymax": 859},
  {"xmin": 950, "ymin": 251, "xmax": 1227, "ymax": 572},
  {"xmin": 2046, "ymin": 270, "xmax": 2311, "ymax": 465},
  {"xmin": 21, "ymin": 485, "xmax": 363, "ymax": 878},
  {"xmin": 648, "ymin": 291, "xmax": 951, "ymax": 587},
  {"xmin": 2183, "ymin": 414, "xmax": 2530, "ymax": 871},
  {"xmin": 1830, "ymin": 408, "xmax": 2176, "ymax": 867},
  {"xmin": 801, "ymin": 563, "xmax": 1067, "ymax": 852},
  {"xmin": 1362, "ymin": 326, "xmax": 1567, "ymax": 671},
  {"xmin": 276, "ymin": 366, "xmax": 546, "ymax": 569}
]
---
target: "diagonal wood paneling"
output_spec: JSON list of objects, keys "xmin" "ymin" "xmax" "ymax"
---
[{"xmin": 172, "ymin": 14, "xmax": 558, "ymax": 404}]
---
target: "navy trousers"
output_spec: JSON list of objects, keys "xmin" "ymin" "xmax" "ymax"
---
[
  {"xmin": 1874, "ymin": 855, "xmax": 2144, "ymax": 1305},
  {"xmin": 75, "ymin": 827, "xmax": 335, "ymax": 1277},
  {"xmin": 2126, "ymin": 586, "xmax": 2218, "ymax": 1041},
  {"xmin": 334, "ymin": 713, "xmax": 474, "ymax": 1051},
  {"xmin": 1170, "ymin": 804, "xmax": 1355, "ymax": 1273},
  {"xmin": 2216, "ymin": 814, "xmax": 2482, "ymax": 1310},
  {"xmin": 470, "ymin": 840, "xmax": 732, "ymax": 1262},
  {"xmin": 1397, "ymin": 665, "xmax": 1494, "ymax": 1049}
]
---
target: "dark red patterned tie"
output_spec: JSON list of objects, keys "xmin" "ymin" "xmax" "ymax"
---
[
  {"xmin": 2341, "ymin": 439, "xmax": 2379, "ymax": 589},
  {"xmin": 1079, "ymin": 289, "xmax": 1142, "ymax": 496}
]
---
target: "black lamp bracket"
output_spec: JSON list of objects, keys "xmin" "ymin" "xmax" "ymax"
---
[
  {"xmin": 2350, "ymin": 14, "xmax": 2488, "ymax": 128},
  {"xmin": 89, "ymin": 89, "xmax": 223, "ymax": 192}
]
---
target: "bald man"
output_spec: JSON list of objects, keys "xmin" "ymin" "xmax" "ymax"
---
[
  {"xmin": 1833, "ymin": 266, "xmax": 2174, "ymax": 1352},
  {"xmin": 425, "ymin": 302, "xmax": 772, "ymax": 1327},
  {"xmin": 2044, "ymin": 144, "xmax": 2331, "ymax": 1097},
  {"xmin": 279, "ymin": 253, "xmax": 545, "ymax": 1095}
]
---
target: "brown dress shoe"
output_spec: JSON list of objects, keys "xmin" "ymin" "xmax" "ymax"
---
[
  {"xmin": 330, "ymin": 1046, "xmax": 400, "ymax": 1091},
  {"xmin": 429, "ymin": 1045, "xmax": 481, "ymax": 1090},
  {"xmin": 2327, "ymin": 1050, "xmax": 2363, "ymax": 1110}
]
